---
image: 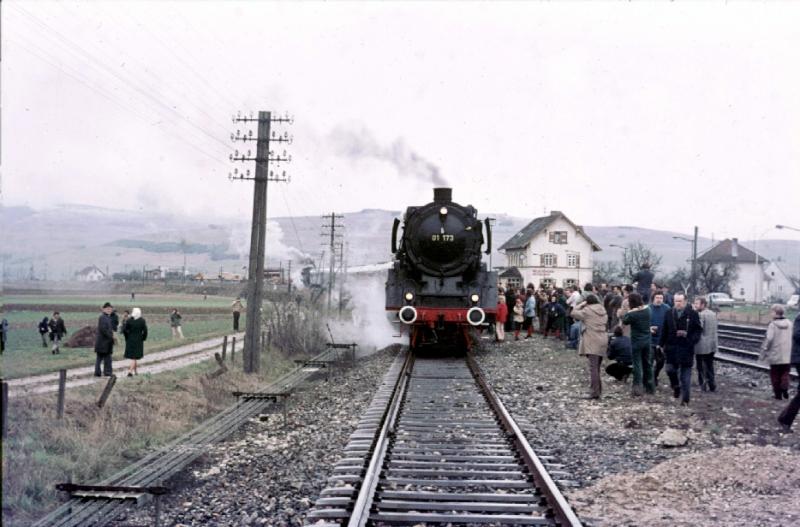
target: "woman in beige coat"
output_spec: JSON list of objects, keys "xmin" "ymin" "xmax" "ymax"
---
[{"xmin": 571, "ymin": 294, "xmax": 609, "ymax": 399}]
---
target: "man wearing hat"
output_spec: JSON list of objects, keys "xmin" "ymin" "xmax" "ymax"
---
[{"xmin": 94, "ymin": 302, "xmax": 116, "ymax": 376}]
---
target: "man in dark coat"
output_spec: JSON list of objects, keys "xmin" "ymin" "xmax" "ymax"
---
[
  {"xmin": 505, "ymin": 288, "xmax": 516, "ymax": 332},
  {"xmin": 48, "ymin": 312, "xmax": 67, "ymax": 355},
  {"xmin": 778, "ymin": 311, "xmax": 800, "ymax": 431},
  {"xmin": 659, "ymin": 292, "xmax": 702, "ymax": 405},
  {"xmin": 94, "ymin": 302, "xmax": 115, "ymax": 376}
]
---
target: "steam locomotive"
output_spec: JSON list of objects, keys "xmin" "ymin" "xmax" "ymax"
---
[{"xmin": 386, "ymin": 188, "xmax": 497, "ymax": 350}]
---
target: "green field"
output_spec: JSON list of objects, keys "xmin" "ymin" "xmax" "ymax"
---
[
  {"xmin": 1, "ymin": 292, "xmax": 243, "ymax": 378},
  {"xmin": 2, "ymin": 293, "xmax": 235, "ymax": 309}
]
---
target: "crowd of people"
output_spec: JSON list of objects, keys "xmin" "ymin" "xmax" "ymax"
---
[
  {"xmin": 36, "ymin": 312, "xmax": 68, "ymax": 354},
  {"xmin": 495, "ymin": 267, "xmax": 800, "ymax": 431},
  {"xmin": 22, "ymin": 303, "xmax": 190, "ymax": 377}
]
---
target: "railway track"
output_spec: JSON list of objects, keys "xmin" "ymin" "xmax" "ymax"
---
[{"xmin": 306, "ymin": 351, "xmax": 582, "ymax": 526}]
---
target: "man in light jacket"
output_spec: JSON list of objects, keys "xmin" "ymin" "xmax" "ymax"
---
[
  {"xmin": 760, "ymin": 304, "xmax": 793, "ymax": 400},
  {"xmin": 778, "ymin": 311, "xmax": 800, "ymax": 431},
  {"xmin": 693, "ymin": 297, "xmax": 719, "ymax": 392}
]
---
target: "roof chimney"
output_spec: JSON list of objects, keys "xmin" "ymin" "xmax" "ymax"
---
[
  {"xmin": 731, "ymin": 238, "xmax": 738, "ymax": 259},
  {"xmin": 433, "ymin": 188, "xmax": 452, "ymax": 203}
]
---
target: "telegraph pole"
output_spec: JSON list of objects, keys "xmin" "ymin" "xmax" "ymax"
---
[
  {"xmin": 691, "ymin": 225, "xmax": 698, "ymax": 296},
  {"xmin": 321, "ymin": 213, "xmax": 344, "ymax": 313},
  {"xmin": 229, "ymin": 110, "xmax": 293, "ymax": 373},
  {"xmin": 287, "ymin": 260, "xmax": 292, "ymax": 294}
]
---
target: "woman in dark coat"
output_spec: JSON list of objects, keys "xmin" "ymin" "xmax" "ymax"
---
[{"xmin": 123, "ymin": 307, "xmax": 148, "ymax": 376}]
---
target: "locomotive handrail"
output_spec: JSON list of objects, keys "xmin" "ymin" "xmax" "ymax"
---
[{"xmin": 391, "ymin": 217, "xmax": 400, "ymax": 253}]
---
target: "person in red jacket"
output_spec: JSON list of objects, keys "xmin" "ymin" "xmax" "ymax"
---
[{"xmin": 496, "ymin": 291, "xmax": 509, "ymax": 343}]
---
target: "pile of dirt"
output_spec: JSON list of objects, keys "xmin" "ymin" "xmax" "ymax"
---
[
  {"xmin": 569, "ymin": 445, "xmax": 800, "ymax": 526},
  {"xmin": 65, "ymin": 325, "xmax": 96, "ymax": 348}
]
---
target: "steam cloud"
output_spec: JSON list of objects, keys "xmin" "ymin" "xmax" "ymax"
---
[
  {"xmin": 229, "ymin": 220, "xmax": 310, "ymax": 263},
  {"xmin": 327, "ymin": 274, "xmax": 400, "ymax": 355},
  {"xmin": 329, "ymin": 125, "xmax": 448, "ymax": 187}
]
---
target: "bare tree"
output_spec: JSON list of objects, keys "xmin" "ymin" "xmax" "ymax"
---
[
  {"xmin": 696, "ymin": 261, "xmax": 739, "ymax": 295},
  {"xmin": 620, "ymin": 242, "xmax": 664, "ymax": 281},
  {"xmin": 661, "ymin": 267, "xmax": 691, "ymax": 296},
  {"xmin": 593, "ymin": 261, "xmax": 622, "ymax": 285}
]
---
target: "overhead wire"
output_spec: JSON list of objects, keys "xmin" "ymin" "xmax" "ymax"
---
[
  {"xmin": 61, "ymin": 1, "xmax": 235, "ymax": 135},
  {"xmin": 10, "ymin": 3, "xmax": 233, "ymax": 158},
  {"xmin": 3, "ymin": 32, "xmax": 230, "ymax": 170}
]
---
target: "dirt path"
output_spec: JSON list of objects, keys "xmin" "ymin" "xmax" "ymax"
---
[{"xmin": 7, "ymin": 332, "xmax": 244, "ymax": 397}]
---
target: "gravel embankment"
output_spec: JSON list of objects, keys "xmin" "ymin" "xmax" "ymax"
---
[
  {"xmin": 114, "ymin": 347, "xmax": 399, "ymax": 527},
  {"xmin": 475, "ymin": 334, "xmax": 800, "ymax": 527}
]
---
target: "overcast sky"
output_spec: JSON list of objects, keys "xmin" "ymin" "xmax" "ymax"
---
[{"xmin": 2, "ymin": 1, "xmax": 799, "ymax": 242}]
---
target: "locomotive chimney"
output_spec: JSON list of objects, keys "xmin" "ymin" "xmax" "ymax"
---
[{"xmin": 433, "ymin": 187, "xmax": 452, "ymax": 203}]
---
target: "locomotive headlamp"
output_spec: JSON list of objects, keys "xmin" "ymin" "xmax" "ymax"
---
[
  {"xmin": 439, "ymin": 207, "xmax": 448, "ymax": 215},
  {"xmin": 404, "ymin": 292, "xmax": 414, "ymax": 302},
  {"xmin": 470, "ymin": 293, "xmax": 480, "ymax": 303}
]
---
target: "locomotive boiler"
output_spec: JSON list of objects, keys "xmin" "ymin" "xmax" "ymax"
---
[{"xmin": 386, "ymin": 188, "xmax": 497, "ymax": 350}]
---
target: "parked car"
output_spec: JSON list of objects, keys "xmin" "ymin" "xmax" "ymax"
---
[
  {"xmin": 787, "ymin": 294, "xmax": 799, "ymax": 309},
  {"xmin": 708, "ymin": 292, "xmax": 735, "ymax": 309}
]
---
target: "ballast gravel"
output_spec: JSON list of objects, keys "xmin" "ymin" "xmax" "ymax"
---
[
  {"xmin": 475, "ymin": 334, "xmax": 800, "ymax": 527},
  {"xmin": 113, "ymin": 347, "xmax": 398, "ymax": 527},
  {"xmin": 114, "ymin": 334, "xmax": 800, "ymax": 527}
]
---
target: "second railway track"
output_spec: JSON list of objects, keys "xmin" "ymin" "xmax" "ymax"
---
[
  {"xmin": 306, "ymin": 350, "xmax": 582, "ymax": 526},
  {"xmin": 715, "ymin": 322, "xmax": 798, "ymax": 379}
]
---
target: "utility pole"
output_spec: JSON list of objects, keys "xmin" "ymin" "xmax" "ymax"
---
[
  {"xmin": 229, "ymin": 110, "xmax": 293, "ymax": 373},
  {"xmin": 691, "ymin": 225, "xmax": 698, "ymax": 296},
  {"xmin": 321, "ymin": 213, "xmax": 344, "ymax": 313},
  {"xmin": 287, "ymin": 260, "xmax": 292, "ymax": 294}
]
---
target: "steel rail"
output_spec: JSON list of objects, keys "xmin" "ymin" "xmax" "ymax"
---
[
  {"xmin": 33, "ymin": 347, "xmax": 340, "ymax": 527},
  {"xmin": 307, "ymin": 351, "xmax": 583, "ymax": 526},
  {"xmin": 347, "ymin": 352, "xmax": 413, "ymax": 527},
  {"xmin": 466, "ymin": 353, "xmax": 583, "ymax": 527}
]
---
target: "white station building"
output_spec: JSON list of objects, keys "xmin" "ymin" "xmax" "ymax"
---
[{"xmin": 498, "ymin": 211, "xmax": 601, "ymax": 290}]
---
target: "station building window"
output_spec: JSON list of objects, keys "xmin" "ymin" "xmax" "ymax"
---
[
  {"xmin": 567, "ymin": 253, "xmax": 580, "ymax": 267},
  {"xmin": 507, "ymin": 277, "xmax": 522, "ymax": 288},
  {"xmin": 541, "ymin": 253, "xmax": 557, "ymax": 267},
  {"xmin": 563, "ymin": 278, "xmax": 578, "ymax": 289},
  {"xmin": 540, "ymin": 278, "xmax": 555, "ymax": 289}
]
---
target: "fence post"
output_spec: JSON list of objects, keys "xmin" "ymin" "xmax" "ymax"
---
[
  {"xmin": 57, "ymin": 369, "xmax": 67, "ymax": 419},
  {"xmin": 96, "ymin": 375, "xmax": 117, "ymax": 408},
  {"xmin": 1, "ymin": 381, "xmax": 7, "ymax": 439},
  {"xmin": 221, "ymin": 335, "xmax": 228, "ymax": 361},
  {"xmin": 231, "ymin": 336, "xmax": 236, "ymax": 363}
]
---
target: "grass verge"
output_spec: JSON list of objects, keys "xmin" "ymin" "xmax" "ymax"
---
[
  {"xmin": 1, "ymin": 347, "xmax": 301, "ymax": 526},
  {"xmin": 1, "ymin": 318, "xmax": 242, "ymax": 379}
]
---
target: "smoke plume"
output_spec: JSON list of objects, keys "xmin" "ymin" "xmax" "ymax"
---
[{"xmin": 329, "ymin": 125, "xmax": 448, "ymax": 187}]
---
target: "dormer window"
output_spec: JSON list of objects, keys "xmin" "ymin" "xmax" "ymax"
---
[{"xmin": 549, "ymin": 231, "xmax": 568, "ymax": 244}]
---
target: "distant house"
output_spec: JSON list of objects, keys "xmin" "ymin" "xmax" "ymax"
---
[
  {"xmin": 696, "ymin": 238, "xmax": 768, "ymax": 303},
  {"xmin": 75, "ymin": 265, "xmax": 106, "ymax": 282},
  {"xmin": 218, "ymin": 271, "xmax": 243, "ymax": 282},
  {"xmin": 144, "ymin": 267, "xmax": 166, "ymax": 280},
  {"xmin": 498, "ymin": 211, "xmax": 601, "ymax": 290},
  {"xmin": 764, "ymin": 261, "xmax": 797, "ymax": 303}
]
